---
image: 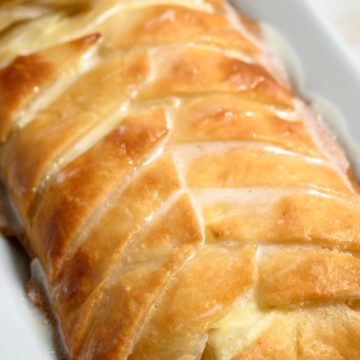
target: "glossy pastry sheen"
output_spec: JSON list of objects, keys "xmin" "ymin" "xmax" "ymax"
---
[{"xmin": 1, "ymin": 1, "xmax": 360, "ymax": 359}]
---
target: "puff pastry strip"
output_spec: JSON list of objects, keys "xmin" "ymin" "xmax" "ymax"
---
[{"xmin": 1, "ymin": 1, "xmax": 360, "ymax": 360}]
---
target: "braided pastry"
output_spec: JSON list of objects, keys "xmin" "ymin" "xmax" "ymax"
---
[{"xmin": 1, "ymin": 1, "xmax": 360, "ymax": 359}]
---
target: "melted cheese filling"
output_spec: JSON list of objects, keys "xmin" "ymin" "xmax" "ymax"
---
[{"xmin": 205, "ymin": 301, "xmax": 274, "ymax": 360}]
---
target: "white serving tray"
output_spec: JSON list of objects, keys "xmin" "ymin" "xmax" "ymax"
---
[
  {"xmin": 233, "ymin": 0, "xmax": 360, "ymax": 175},
  {"xmin": 1, "ymin": 0, "xmax": 360, "ymax": 358},
  {"xmin": 0, "ymin": 238, "xmax": 56, "ymax": 359}
]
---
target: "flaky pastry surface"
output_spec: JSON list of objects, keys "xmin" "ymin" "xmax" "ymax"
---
[{"xmin": 1, "ymin": 1, "xmax": 360, "ymax": 359}]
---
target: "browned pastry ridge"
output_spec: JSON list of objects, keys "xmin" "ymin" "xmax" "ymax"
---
[{"xmin": 1, "ymin": 1, "xmax": 360, "ymax": 359}]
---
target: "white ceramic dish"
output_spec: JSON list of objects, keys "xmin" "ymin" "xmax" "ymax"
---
[
  {"xmin": 1, "ymin": 0, "xmax": 360, "ymax": 358},
  {"xmin": 234, "ymin": 0, "xmax": 360, "ymax": 176}
]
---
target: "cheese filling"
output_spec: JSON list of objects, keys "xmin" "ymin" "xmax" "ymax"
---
[{"xmin": 204, "ymin": 301, "xmax": 274, "ymax": 360}]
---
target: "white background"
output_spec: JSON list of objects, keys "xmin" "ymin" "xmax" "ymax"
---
[{"xmin": 311, "ymin": 0, "xmax": 360, "ymax": 63}]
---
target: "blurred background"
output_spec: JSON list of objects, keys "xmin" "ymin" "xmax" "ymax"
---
[{"xmin": 311, "ymin": 0, "xmax": 360, "ymax": 64}]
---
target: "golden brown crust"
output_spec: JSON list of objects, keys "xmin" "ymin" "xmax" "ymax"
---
[
  {"xmin": 32, "ymin": 107, "xmax": 169, "ymax": 278},
  {"xmin": 102, "ymin": 5, "xmax": 260, "ymax": 55},
  {"xmin": 129, "ymin": 245, "xmax": 256, "ymax": 360},
  {"xmin": 187, "ymin": 148, "xmax": 353, "ymax": 196},
  {"xmin": 1, "ymin": 49, "xmax": 150, "ymax": 220},
  {"xmin": 138, "ymin": 46, "xmax": 293, "ymax": 107},
  {"xmin": 79, "ymin": 194, "xmax": 206, "ymax": 359},
  {"xmin": 231, "ymin": 319, "xmax": 297, "ymax": 360},
  {"xmin": 258, "ymin": 249, "xmax": 360, "ymax": 307},
  {"xmin": 170, "ymin": 96, "xmax": 322, "ymax": 156},
  {"xmin": 54, "ymin": 156, "xmax": 183, "ymax": 355},
  {"xmin": 0, "ymin": 33, "xmax": 101, "ymax": 142},
  {"xmin": 225, "ymin": 306, "xmax": 360, "ymax": 360},
  {"xmin": 204, "ymin": 194, "xmax": 360, "ymax": 250},
  {"xmin": 54, "ymin": 154, "xmax": 181, "ymax": 312},
  {"xmin": 1, "ymin": 1, "xmax": 360, "ymax": 360}
]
